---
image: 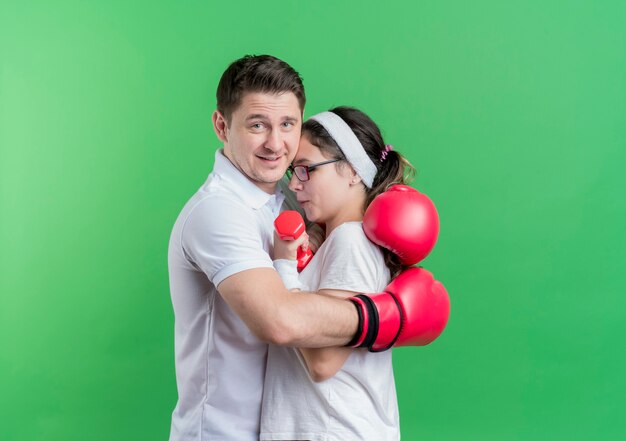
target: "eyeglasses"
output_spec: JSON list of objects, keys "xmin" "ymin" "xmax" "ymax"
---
[{"xmin": 286, "ymin": 159, "xmax": 342, "ymax": 182}]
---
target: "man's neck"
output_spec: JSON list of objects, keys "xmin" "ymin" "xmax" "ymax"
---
[{"xmin": 220, "ymin": 149, "xmax": 278, "ymax": 195}]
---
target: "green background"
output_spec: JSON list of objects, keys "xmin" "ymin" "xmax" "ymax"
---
[{"xmin": 2, "ymin": 0, "xmax": 625, "ymax": 439}]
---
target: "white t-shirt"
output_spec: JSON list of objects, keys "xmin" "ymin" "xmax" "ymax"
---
[
  {"xmin": 261, "ymin": 222, "xmax": 400, "ymax": 441},
  {"xmin": 168, "ymin": 150, "xmax": 300, "ymax": 441}
]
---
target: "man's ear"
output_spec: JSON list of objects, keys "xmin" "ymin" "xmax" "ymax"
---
[{"xmin": 212, "ymin": 110, "xmax": 229, "ymax": 142}]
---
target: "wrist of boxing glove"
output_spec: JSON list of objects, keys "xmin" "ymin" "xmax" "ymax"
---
[
  {"xmin": 273, "ymin": 259, "xmax": 303, "ymax": 290},
  {"xmin": 347, "ymin": 295, "xmax": 379, "ymax": 348},
  {"xmin": 347, "ymin": 293, "xmax": 403, "ymax": 352}
]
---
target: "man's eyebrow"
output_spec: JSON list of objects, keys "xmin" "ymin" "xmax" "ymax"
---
[
  {"xmin": 245, "ymin": 114, "xmax": 300, "ymax": 122},
  {"xmin": 245, "ymin": 114, "xmax": 269, "ymax": 121}
]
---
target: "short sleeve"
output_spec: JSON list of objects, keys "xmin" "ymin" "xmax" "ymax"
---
[
  {"xmin": 317, "ymin": 223, "xmax": 386, "ymax": 294},
  {"xmin": 180, "ymin": 195, "xmax": 274, "ymax": 287}
]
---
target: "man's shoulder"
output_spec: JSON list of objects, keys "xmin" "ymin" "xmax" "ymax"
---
[
  {"xmin": 183, "ymin": 175, "xmax": 251, "ymax": 215},
  {"xmin": 171, "ymin": 181, "xmax": 256, "ymax": 241},
  {"xmin": 182, "ymin": 191, "xmax": 254, "ymax": 228}
]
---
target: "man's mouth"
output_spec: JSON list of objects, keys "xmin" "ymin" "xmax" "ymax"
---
[{"xmin": 257, "ymin": 155, "xmax": 282, "ymax": 163}]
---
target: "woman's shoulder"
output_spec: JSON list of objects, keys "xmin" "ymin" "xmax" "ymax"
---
[
  {"xmin": 317, "ymin": 221, "xmax": 390, "ymax": 293},
  {"xmin": 328, "ymin": 221, "xmax": 366, "ymax": 241},
  {"xmin": 325, "ymin": 222, "xmax": 381, "ymax": 256}
]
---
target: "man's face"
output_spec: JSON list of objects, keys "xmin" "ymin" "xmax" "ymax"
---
[{"xmin": 216, "ymin": 92, "xmax": 302, "ymax": 194}]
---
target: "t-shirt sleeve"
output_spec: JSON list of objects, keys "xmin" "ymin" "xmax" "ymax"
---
[
  {"xmin": 180, "ymin": 195, "xmax": 274, "ymax": 287},
  {"xmin": 317, "ymin": 224, "xmax": 385, "ymax": 294}
]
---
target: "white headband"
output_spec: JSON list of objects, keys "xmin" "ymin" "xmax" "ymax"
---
[{"xmin": 309, "ymin": 111, "xmax": 378, "ymax": 188}]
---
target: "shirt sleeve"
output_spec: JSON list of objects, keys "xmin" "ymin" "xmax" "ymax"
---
[
  {"xmin": 317, "ymin": 224, "xmax": 386, "ymax": 295},
  {"xmin": 180, "ymin": 195, "xmax": 274, "ymax": 287},
  {"xmin": 272, "ymin": 259, "xmax": 304, "ymax": 290}
]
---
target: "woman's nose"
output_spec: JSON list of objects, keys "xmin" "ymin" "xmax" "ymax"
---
[{"xmin": 288, "ymin": 173, "xmax": 302, "ymax": 191}]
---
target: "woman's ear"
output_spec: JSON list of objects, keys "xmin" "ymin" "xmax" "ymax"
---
[{"xmin": 348, "ymin": 168, "xmax": 362, "ymax": 186}]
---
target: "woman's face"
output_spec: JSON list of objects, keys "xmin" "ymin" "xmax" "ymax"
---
[{"xmin": 288, "ymin": 136, "xmax": 359, "ymax": 229}]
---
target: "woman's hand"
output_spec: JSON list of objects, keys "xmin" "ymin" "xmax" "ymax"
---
[{"xmin": 273, "ymin": 230, "xmax": 309, "ymax": 261}]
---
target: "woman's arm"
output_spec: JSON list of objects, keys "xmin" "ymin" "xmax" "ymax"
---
[
  {"xmin": 272, "ymin": 225, "xmax": 371, "ymax": 381},
  {"xmin": 299, "ymin": 288, "xmax": 357, "ymax": 382}
]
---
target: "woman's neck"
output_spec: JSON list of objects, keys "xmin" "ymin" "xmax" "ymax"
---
[{"xmin": 325, "ymin": 205, "xmax": 364, "ymax": 237}]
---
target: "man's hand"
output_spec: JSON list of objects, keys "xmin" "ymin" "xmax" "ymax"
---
[{"xmin": 349, "ymin": 267, "xmax": 450, "ymax": 351}]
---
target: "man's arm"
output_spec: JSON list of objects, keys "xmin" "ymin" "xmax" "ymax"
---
[{"xmin": 217, "ymin": 268, "xmax": 359, "ymax": 348}]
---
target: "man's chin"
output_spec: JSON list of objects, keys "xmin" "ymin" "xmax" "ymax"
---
[
  {"xmin": 252, "ymin": 171, "xmax": 288, "ymax": 186},
  {"xmin": 262, "ymin": 168, "xmax": 289, "ymax": 183}
]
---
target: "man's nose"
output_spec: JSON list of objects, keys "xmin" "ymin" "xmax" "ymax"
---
[{"xmin": 264, "ymin": 128, "xmax": 283, "ymax": 152}]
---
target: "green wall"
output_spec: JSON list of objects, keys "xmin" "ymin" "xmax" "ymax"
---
[{"xmin": 1, "ymin": 1, "xmax": 625, "ymax": 439}]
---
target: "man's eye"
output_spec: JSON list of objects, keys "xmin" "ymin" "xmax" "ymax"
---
[
  {"xmin": 282, "ymin": 122, "xmax": 293, "ymax": 128},
  {"xmin": 251, "ymin": 123, "xmax": 263, "ymax": 130}
]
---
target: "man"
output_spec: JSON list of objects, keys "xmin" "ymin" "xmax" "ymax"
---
[
  {"xmin": 168, "ymin": 54, "xmax": 449, "ymax": 441},
  {"xmin": 168, "ymin": 55, "xmax": 360, "ymax": 441}
]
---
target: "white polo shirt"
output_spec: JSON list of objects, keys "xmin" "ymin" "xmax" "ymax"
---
[{"xmin": 168, "ymin": 150, "xmax": 296, "ymax": 441}]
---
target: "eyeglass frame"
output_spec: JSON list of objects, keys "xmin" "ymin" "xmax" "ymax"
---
[{"xmin": 286, "ymin": 158, "xmax": 343, "ymax": 182}]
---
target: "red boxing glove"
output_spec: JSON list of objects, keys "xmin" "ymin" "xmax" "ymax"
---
[
  {"xmin": 363, "ymin": 184, "xmax": 439, "ymax": 265},
  {"xmin": 348, "ymin": 267, "xmax": 450, "ymax": 351},
  {"xmin": 274, "ymin": 211, "xmax": 314, "ymax": 271}
]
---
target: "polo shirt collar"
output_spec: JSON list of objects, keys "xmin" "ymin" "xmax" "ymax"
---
[{"xmin": 213, "ymin": 149, "xmax": 285, "ymax": 210}]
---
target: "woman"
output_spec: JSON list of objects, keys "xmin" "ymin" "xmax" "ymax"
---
[{"xmin": 260, "ymin": 106, "xmax": 415, "ymax": 441}]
